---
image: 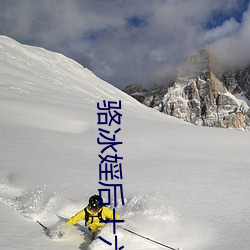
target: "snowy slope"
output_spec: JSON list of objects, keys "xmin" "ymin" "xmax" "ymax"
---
[{"xmin": 0, "ymin": 36, "xmax": 250, "ymax": 250}]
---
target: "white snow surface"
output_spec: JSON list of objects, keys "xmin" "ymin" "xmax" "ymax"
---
[{"xmin": 0, "ymin": 35, "xmax": 250, "ymax": 250}]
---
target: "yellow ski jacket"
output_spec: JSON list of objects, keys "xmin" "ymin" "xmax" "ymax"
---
[{"xmin": 67, "ymin": 206, "xmax": 121, "ymax": 233}]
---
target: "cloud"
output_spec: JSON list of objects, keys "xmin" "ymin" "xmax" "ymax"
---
[
  {"xmin": 209, "ymin": 4, "xmax": 250, "ymax": 69},
  {"xmin": 0, "ymin": 0, "xmax": 249, "ymax": 88},
  {"xmin": 200, "ymin": 18, "xmax": 240, "ymax": 45}
]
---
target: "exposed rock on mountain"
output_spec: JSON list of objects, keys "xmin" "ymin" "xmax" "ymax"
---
[
  {"xmin": 123, "ymin": 49, "xmax": 250, "ymax": 130},
  {"xmin": 123, "ymin": 84, "xmax": 147, "ymax": 103},
  {"xmin": 217, "ymin": 66, "xmax": 250, "ymax": 99}
]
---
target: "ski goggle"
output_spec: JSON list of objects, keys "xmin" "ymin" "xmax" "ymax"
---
[{"xmin": 89, "ymin": 204, "xmax": 101, "ymax": 212}]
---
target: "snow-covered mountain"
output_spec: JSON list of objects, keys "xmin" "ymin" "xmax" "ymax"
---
[
  {"xmin": 1, "ymin": 36, "xmax": 250, "ymax": 250},
  {"xmin": 124, "ymin": 49, "xmax": 250, "ymax": 130}
]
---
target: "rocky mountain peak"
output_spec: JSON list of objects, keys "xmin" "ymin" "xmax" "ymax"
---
[
  {"xmin": 177, "ymin": 49, "xmax": 210, "ymax": 78},
  {"xmin": 123, "ymin": 49, "xmax": 250, "ymax": 130}
]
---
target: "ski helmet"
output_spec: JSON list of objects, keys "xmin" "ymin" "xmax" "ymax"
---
[{"xmin": 89, "ymin": 195, "xmax": 103, "ymax": 211}]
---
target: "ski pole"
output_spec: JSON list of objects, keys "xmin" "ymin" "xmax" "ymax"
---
[
  {"xmin": 37, "ymin": 220, "xmax": 48, "ymax": 230},
  {"xmin": 122, "ymin": 227, "xmax": 181, "ymax": 250}
]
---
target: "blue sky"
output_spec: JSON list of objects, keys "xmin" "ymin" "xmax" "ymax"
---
[
  {"xmin": 0, "ymin": 0, "xmax": 249, "ymax": 89},
  {"xmin": 206, "ymin": 0, "xmax": 249, "ymax": 28}
]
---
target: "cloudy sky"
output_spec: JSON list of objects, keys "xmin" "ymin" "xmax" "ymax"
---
[{"xmin": 0, "ymin": 0, "xmax": 249, "ymax": 89}]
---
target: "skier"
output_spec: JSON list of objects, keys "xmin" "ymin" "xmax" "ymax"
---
[{"xmin": 66, "ymin": 194, "xmax": 122, "ymax": 239}]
